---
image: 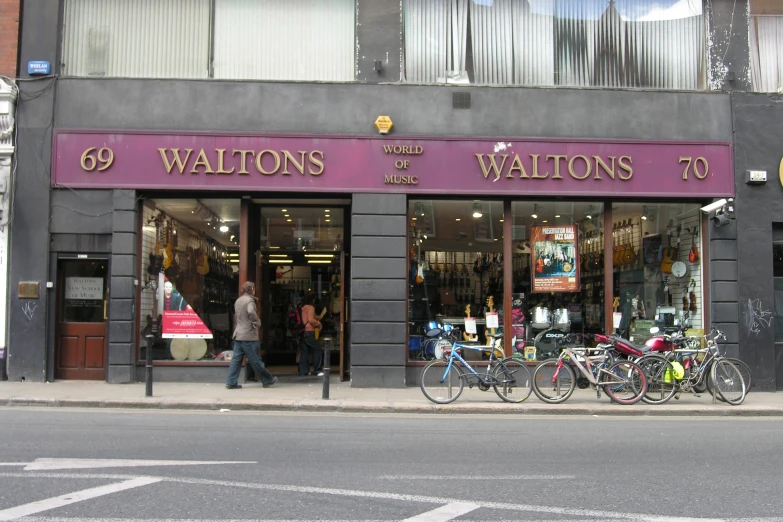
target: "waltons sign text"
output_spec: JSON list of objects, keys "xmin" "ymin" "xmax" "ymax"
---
[{"xmin": 53, "ymin": 132, "xmax": 734, "ymax": 197}]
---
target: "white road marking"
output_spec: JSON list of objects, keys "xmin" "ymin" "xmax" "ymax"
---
[
  {"xmin": 0, "ymin": 477, "xmax": 160, "ymax": 521},
  {"xmin": 380, "ymin": 474, "xmax": 576, "ymax": 480},
  {"xmin": 21, "ymin": 458, "xmax": 256, "ymax": 471},
  {"xmin": 0, "ymin": 464, "xmax": 27, "ymax": 467},
  {"xmin": 9, "ymin": 517, "xmax": 783, "ymax": 522},
  {"xmin": 403, "ymin": 502, "xmax": 480, "ymax": 522},
  {"xmin": 0, "ymin": 471, "xmax": 735, "ymax": 522}
]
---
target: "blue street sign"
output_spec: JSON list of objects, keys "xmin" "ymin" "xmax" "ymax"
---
[{"xmin": 27, "ymin": 61, "xmax": 51, "ymax": 75}]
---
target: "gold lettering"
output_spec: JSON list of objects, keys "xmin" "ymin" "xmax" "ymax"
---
[
  {"xmin": 384, "ymin": 175, "xmax": 393, "ymax": 184},
  {"xmin": 568, "ymin": 155, "xmax": 592, "ymax": 180},
  {"xmin": 546, "ymin": 155, "xmax": 567, "ymax": 179},
  {"xmin": 507, "ymin": 154, "xmax": 529, "ymax": 179},
  {"xmin": 402, "ymin": 146, "xmax": 409, "ymax": 154},
  {"xmin": 618, "ymin": 156, "xmax": 633, "ymax": 180},
  {"xmin": 475, "ymin": 154, "xmax": 509, "ymax": 180},
  {"xmin": 308, "ymin": 150, "xmax": 325, "ymax": 175},
  {"xmin": 256, "ymin": 150, "xmax": 280, "ymax": 175},
  {"xmin": 190, "ymin": 149, "xmax": 215, "ymax": 174},
  {"xmin": 233, "ymin": 150, "xmax": 253, "ymax": 175},
  {"xmin": 414, "ymin": 146, "xmax": 424, "ymax": 154},
  {"xmin": 593, "ymin": 156, "xmax": 615, "ymax": 180},
  {"xmin": 410, "ymin": 176, "xmax": 419, "ymax": 184},
  {"xmin": 215, "ymin": 149, "xmax": 235, "ymax": 175},
  {"xmin": 531, "ymin": 154, "xmax": 549, "ymax": 179},
  {"xmin": 282, "ymin": 150, "xmax": 307, "ymax": 175},
  {"xmin": 383, "ymin": 145, "xmax": 394, "ymax": 154},
  {"xmin": 159, "ymin": 148, "xmax": 193, "ymax": 174}
]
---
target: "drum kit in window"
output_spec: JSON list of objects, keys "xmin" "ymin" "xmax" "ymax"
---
[
  {"xmin": 530, "ymin": 305, "xmax": 571, "ymax": 359},
  {"xmin": 421, "ymin": 321, "xmax": 455, "ymax": 359}
]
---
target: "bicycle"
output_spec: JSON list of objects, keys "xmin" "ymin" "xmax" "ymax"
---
[
  {"xmin": 419, "ymin": 332, "xmax": 532, "ymax": 404},
  {"xmin": 637, "ymin": 328, "xmax": 746, "ymax": 405},
  {"xmin": 532, "ymin": 339, "xmax": 647, "ymax": 405}
]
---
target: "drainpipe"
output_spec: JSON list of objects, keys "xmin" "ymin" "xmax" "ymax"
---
[{"xmin": 0, "ymin": 77, "xmax": 17, "ymax": 381}]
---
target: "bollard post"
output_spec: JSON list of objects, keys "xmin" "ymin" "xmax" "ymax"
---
[
  {"xmin": 145, "ymin": 334, "xmax": 154, "ymax": 397},
  {"xmin": 322, "ymin": 336, "xmax": 332, "ymax": 399}
]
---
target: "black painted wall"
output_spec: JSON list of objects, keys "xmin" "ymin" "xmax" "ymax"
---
[
  {"xmin": 732, "ymin": 93, "xmax": 783, "ymax": 391},
  {"xmin": 350, "ymin": 193, "xmax": 407, "ymax": 387}
]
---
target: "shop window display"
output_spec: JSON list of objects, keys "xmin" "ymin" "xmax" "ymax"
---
[
  {"xmin": 612, "ymin": 203, "xmax": 704, "ymax": 344},
  {"xmin": 407, "ymin": 200, "xmax": 504, "ymax": 362},
  {"xmin": 511, "ymin": 202, "xmax": 605, "ymax": 361},
  {"xmin": 138, "ymin": 199, "xmax": 240, "ymax": 363}
]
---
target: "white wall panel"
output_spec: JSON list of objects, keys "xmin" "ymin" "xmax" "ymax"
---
[
  {"xmin": 213, "ymin": 0, "xmax": 354, "ymax": 81},
  {"xmin": 62, "ymin": 0, "xmax": 210, "ymax": 79}
]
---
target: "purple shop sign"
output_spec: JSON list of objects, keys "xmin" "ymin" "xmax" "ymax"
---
[{"xmin": 52, "ymin": 131, "xmax": 734, "ymax": 198}]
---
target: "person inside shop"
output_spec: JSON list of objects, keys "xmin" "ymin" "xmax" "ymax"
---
[
  {"xmin": 299, "ymin": 292, "xmax": 324, "ymax": 377},
  {"xmin": 225, "ymin": 281, "xmax": 278, "ymax": 389}
]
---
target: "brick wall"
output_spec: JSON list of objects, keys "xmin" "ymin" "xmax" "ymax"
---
[{"xmin": 0, "ymin": 0, "xmax": 19, "ymax": 77}]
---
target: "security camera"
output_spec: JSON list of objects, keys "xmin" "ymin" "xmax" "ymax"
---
[
  {"xmin": 701, "ymin": 198, "xmax": 730, "ymax": 213},
  {"xmin": 712, "ymin": 207, "xmax": 732, "ymax": 227}
]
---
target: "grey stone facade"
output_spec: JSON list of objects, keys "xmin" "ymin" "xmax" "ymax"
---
[{"xmin": 6, "ymin": 0, "xmax": 749, "ymax": 387}]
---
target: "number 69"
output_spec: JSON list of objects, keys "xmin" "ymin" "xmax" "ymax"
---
[{"xmin": 80, "ymin": 147, "xmax": 114, "ymax": 172}]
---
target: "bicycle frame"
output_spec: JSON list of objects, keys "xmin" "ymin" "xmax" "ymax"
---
[
  {"xmin": 437, "ymin": 338, "xmax": 505, "ymax": 386},
  {"xmin": 555, "ymin": 346, "xmax": 622, "ymax": 387}
]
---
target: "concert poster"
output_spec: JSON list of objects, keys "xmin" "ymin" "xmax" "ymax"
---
[{"xmin": 530, "ymin": 224, "xmax": 579, "ymax": 293}]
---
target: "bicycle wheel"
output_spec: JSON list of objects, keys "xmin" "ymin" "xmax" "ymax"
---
[
  {"xmin": 420, "ymin": 359, "xmax": 464, "ymax": 404},
  {"xmin": 711, "ymin": 359, "xmax": 746, "ymax": 405},
  {"xmin": 636, "ymin": 355, "xmax": 678, "ymax": 405},
  {"xmin": 725, "ymin": 358, "xmax": 752, "ymax": 393},
  {"xmin": 493, "ymin": 358, "xmax": 533, "ymax": 403},
  {"xmin": 532, "ymin": 359, "xmax": 575, "ymax": 404},
  {"xmin": 601, "ymin": 360, "xmax": 647, "ymax": 405}
]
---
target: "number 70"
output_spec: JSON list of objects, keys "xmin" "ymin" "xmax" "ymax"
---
[{"xmin": 679, "ymin": 156, "xmax": 709, "ymax": 180}]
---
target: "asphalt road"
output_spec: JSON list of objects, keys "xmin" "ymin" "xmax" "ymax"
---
[{"xmin": 0, "ymin": 408, "xmax": 781, "ymax": 521}]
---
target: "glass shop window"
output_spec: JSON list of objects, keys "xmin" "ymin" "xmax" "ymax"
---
[
  {"xmin": 139, "ymin": 199, "xmax": 240, "ymax": 363},
  {"xmin": 612, "ymin": 203, "xmax": 703, "ymax": 343},
  {"xmin": 407, "ymin": 200, "xmax": 504, "ymax": 362},
  {"xmin": 511, "ymin": 202, "xmax": 605, "ymax": 361}
]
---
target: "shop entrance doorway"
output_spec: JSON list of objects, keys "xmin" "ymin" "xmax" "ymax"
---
[
  {"xmin": 55, "ymin": 259, "xmax": 108, "ymax": 380},
  {"xmin": 248, "ymin": 201, "xmax": 349, "ymax": 381},
  {"xmin": 256, "ymin": 251, "xmax": 346, "ymax": 379}
]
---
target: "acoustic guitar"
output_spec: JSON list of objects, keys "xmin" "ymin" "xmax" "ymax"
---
[
  {"xmin": 622, "ymin": 221, "xmax": 637, "ymax": 265},
  {"xmin": 659, "ymin": 233, "xmax": 676, "ymax": 274},
  {"xmin": 162, "ymin": 220, "xmax": 174, "ymax": 270},
  {"xmin": 688, "ymin": 228, "xmax": 699, "ymax": 263},
  {"xmin": 196, "ymin": 235, "xmax": 210, "ymax": 276}
]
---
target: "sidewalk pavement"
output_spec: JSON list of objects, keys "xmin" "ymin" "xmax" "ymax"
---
[{"xmin": 1, "ymin": 377, "xmax": 782, "ymax": 416}]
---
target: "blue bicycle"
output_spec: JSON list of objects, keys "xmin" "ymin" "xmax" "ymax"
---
[{"xmin": 419, "ymin": 332, "xmax": 532, "ymax": 404}]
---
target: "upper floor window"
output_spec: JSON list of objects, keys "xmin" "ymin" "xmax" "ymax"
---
[
  {"xmin": 61, "ymin": 0, "xmax": 355, "ymax": 81},
  {"xmin": 403, "ymin": 0, "xmax": 706, "ymax": 90},
  {"xmin": 750, "ymin": 0, "xmax": 783, "ymax": 92}
]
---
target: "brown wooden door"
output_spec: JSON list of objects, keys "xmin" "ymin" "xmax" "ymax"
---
[{"xmin": 55, "ymin": 260, "xmax": 108, "ymax": 380}]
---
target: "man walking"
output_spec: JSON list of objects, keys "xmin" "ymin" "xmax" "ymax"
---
[{"xmin": 226, "ymin": 281, "xmax": 278, "ymax": 389}]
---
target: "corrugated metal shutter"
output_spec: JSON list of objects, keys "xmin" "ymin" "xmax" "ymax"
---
[
  {"xmin": 62, "ymin": 0, "xmax": 210, "ymax": 79},
  {"xmin": 213, "ymin": 0, "xmax": 354, "ymax": 81}
]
